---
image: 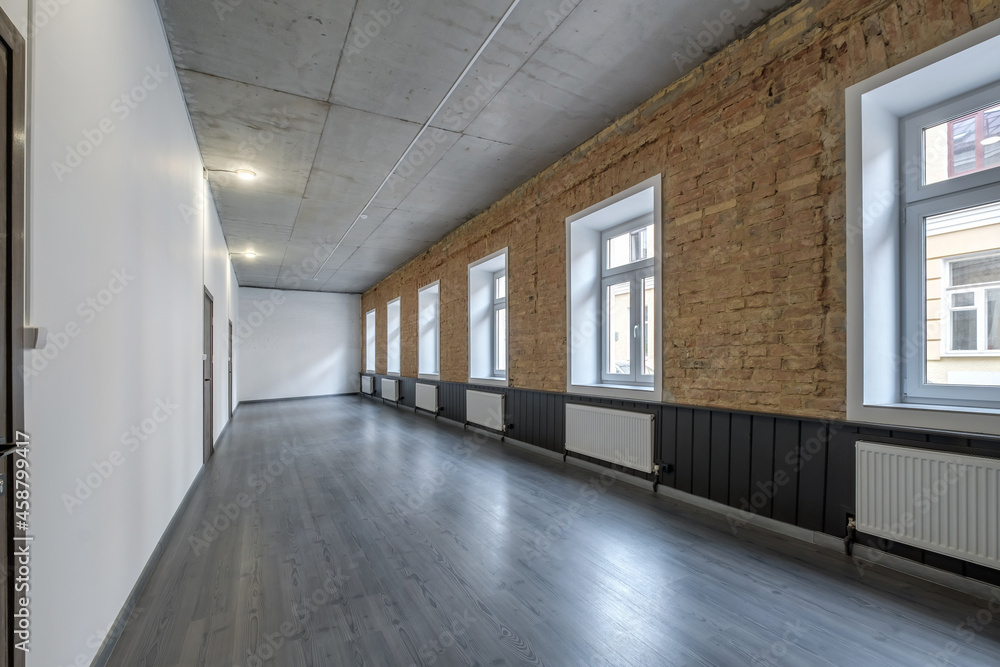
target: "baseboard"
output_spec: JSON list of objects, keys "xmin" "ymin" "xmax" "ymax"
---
[
  {"xmin": 413, "ymin": 403, "xmax": 1000, "ymax": 602},
  {"xmin": 92, "ymin": 465, "xmax": 206, "ymax": 666},
  {"xmin": 241, "ymin": 392, "xmax": 358, "ymax": 404}
]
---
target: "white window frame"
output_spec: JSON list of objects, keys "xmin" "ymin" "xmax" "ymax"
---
[
  {"xmin": 566, "ymin": 174, "xmax": 662, "ymax": 402},
  {"xmin": 600, "ymin": 218, "xmax": 655, "ymax": 386},
  {"xmin": 940, "ymin": 251, "xmax": 1000, "ymax": 357},
  {"xmin": 492, "ymin": 269, "xmax": 507, "ymax": 379},
  {"xmin": 468, "ymin": 248, "xmax": 509, "ymax": 387},
  {"xmin": 418, "ymin": 281, "xmax": 441, "ymax": 379},
  {"xmin": 846, "ymin": 19, "xmax": 1000, "ymax": 435},
  {"xmin": 365, "ymin": 309, "xmax": 376, "ymax": 373},
  {"xmin": 386, "ymin": 297, "xmax": 401, "ymax": 376}
]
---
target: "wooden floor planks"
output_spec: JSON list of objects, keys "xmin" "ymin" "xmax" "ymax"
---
[{"xmin": 108, "ymin": 396, "xmax": 1000, "ymax": 666}]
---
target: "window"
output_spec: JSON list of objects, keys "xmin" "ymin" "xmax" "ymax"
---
[
  {"xmin": 418, "ymin": 282, "xmax": 440, "ymax": 378},
  {"xmin": 902, "ymin": 84, "xmax": 1000, "ymax": 405},
  {"xmin": 387, "ymin": 298, "xmax": 401, "ymax": 375},
  {"xmin": 848, "ymin": 27, "xmax": 1000, "ymax": 435},
  {"xmin": 365, "ymin": 309, "xmax": 376, "ymax": 372},
  {"xmin": 468, "ymin": 248, "xmax": 508, "ymax": 386},
  {"xmin": 566, "ymin": 175, "xmax": 662, "ymax": 401},
  {"xmin": 601, "ymin": 220, "xmax": 654, "ymax": 385},
  {"xmin": 493, "ymin": 270, "xmax": 507, "ymax": 378}
]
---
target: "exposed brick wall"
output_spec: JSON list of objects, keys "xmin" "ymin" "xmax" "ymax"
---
[{"xmin": 362, "ymin": 0, "xmax": 1000, "ymax": 421}]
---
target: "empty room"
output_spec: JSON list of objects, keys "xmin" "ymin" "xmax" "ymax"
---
[{"xmin": 3, "ymin": 0, "xmax": 1000, "ymax": 665}]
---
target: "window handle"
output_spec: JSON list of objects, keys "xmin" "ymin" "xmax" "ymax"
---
[{"xmin": 634, "ymin": 325, "xmax": 639, "ymax": 339}]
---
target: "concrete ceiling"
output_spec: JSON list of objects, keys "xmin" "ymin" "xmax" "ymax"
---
[{"xmin": 158, "ymin": 0, "xmax": 792, "ymax": 293}]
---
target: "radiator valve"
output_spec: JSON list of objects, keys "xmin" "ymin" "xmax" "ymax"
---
[{"xmin": 844, "ymin": 516, "xmax": 857, "ymax": 556}]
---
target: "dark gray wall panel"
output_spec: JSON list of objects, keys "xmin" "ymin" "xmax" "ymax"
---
[
  {"xmin": 709, "ymin": 411, "xmax": 730, "ymax": 505},
  {"xmin": 749, "ymin": 416, "xmax": 775, "ymax": 519},
  {"xmin": 772, "ymin": 418, "xmax": 800, "ymax": 526},
  {"xmin": 796, "ymin": 420, "xmax": 828, "ymax": 532},
  {"xmin": 692, "ymin": 409, "xmax": 712, "ymax": 499},
  {"xmin": 675, "ymin": 408, "xmax": 694, "ymax": 494},
  {"xmin": 729, "ymin": 413, "xmax": 752, "ymax": 511}
]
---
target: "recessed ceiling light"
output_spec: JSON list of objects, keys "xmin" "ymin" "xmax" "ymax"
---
[
  {"xmin": 982, "ymin": 136, "xmax": 1000, "ymax": 146},
  {"xmin": 244, "ymin": 251, "xmax": 257, "ymax": 258},
  {"xmin": 236, "ymin": 169, "xmax": 256, "ymax": 180}
]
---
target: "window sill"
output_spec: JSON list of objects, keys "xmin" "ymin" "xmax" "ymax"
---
[
  {"xmin": 387, "ymin": 372, "xmax": 401, "ymax": 377},
  {"xmin": 851, "ymin": 400, "xmax": 1000, "ymax": 437},
  {"xmin": 469, "ymin": 376, "xmax": 509, "ymax": 388},
  {"xmin": 569, "ymin": 383, "xmax": 659, "ymax": 403},
  {"xmin": 418, "ymin": 373, "xmax": 440, "ymax": 381}
]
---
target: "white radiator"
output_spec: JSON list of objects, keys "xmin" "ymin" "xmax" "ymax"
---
[
  {"xmin": 381, "ymin": 378, "xmax": 400, "ymax": 402},
  {"xmin": 856, "ymin": 441, "xmax": 1000, "ymax": 570},
  {"xmin": 361, "ymin": 375, "xmax": 374, "ymax": 395},
  {"xmin": 565, "ymin": 404, "xmax": 655, "ymax": 474},
  {"xmin": 415, "ymin": 383, "xmax": 439, "ymax": 413},
  {"xmin": 466, "ymin": 390, "xmax": 505, "ymax": 432}
]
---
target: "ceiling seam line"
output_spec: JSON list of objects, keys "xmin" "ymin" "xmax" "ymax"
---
[
  {"xmin": 310, "ymin": 0, "xmax": 524, "ymax": 280},
  {"xmin": 325, "ymin": 0, "xmax": 362, "ymax": 103}
]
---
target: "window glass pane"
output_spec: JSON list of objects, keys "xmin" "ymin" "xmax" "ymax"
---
[
  {"xmin": 951, "ymin": 255, "xmax": 1000, "ymax": 286},
  {"xmin": 952, "ymin": 292, "xmax": 974, "ymax": 308},
  {"xmin": 607, "ymin": 225, "xmax": 654, "ymax": 270},
  {"xmin": 642, "ymin": 276, "xmax": 654, "ymax": 376},
  {"xmin": 986, "ymin": 108, "xmax": 1000, "ymax": 169},
  {"xmin": 607, "ymin": 233, "xmax": 631, "ymax": 269},
  {"xmin": 495, "ymin": 273, "xmax": 506, "ymax": 300},
  {"xmin": 495, "ymin": 307, "xmax": 506, "ymax": 372},
  {"xmin": 952, "ymin": 310, "xmax": 978, "ymax": 350},
  {"xmin": 924, "ymin": 104, "xmax": 1000, "ymax": 184},
  {"xmin": 606, "ymin": 281, "xmax": 630, "ymax": 375},
  {"xmin": 924, "ymin": 204, "xmax": 1000, "ymax": 385},
  {"xmin": 989, "ymin": 289, "xmax": 1000, "ymax": 351},
  {"xmin": 951, "ymin": 116, "xmax": 977, "ymax": 175}
]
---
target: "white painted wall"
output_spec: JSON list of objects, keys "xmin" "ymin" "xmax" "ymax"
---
[
  {"xmin": 24, "ymin": 0, "xmax": 238, "ymax": 664},
  {"xmin": 238, "ymin": 288, "xmax": 361, "ymax": 401}
]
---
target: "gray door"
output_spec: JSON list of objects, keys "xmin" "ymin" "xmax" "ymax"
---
[{"xmin": 203, "ymin": 290, "xmax": 214, "ymax": 464}]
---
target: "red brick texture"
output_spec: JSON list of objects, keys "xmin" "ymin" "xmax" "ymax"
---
[{"xmin": 362, "ymin": 0, "xmax": 1000, "ymax": 421}]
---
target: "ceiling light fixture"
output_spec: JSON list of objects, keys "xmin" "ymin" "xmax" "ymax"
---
[
  {"xmin": 205, "ymin": 167, "xmax": 257, "ymax": 181},
  {"xmin": 982, "ymin": 136, "xmax": 1000, "ymax": 146},
  {"xmin": 310, "ymin": 0, "xmax": 523, "ymax": 280},
  {"xmin": 244, "ymin": 251, "xmax": 257, "ymax": 258}
]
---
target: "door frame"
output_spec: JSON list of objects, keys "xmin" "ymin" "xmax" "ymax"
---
[
  {"xmin": 203, "ymin": 288, "xmax": 214, "ymax": 464},
  {"xmin": 0, "ymin": 5, "xmax": 25, "ymax": 665},
  {"xmin": 228, "ymin": 319, "xmax": 233, "ymax": 420}
]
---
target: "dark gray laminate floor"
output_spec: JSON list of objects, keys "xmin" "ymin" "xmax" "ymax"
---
[{"xmin": 108, "ymin": 396, "xmax": 1000, "ymax": 666}]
